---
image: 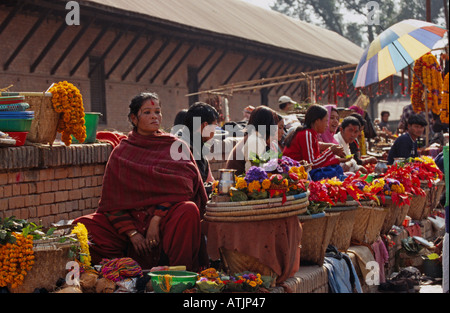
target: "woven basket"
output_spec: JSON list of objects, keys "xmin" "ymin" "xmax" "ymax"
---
[
  {"xmin": 429, "ymin": 180, "xmax": 445, "ymax": 211},
  {"xmin": 380, "ymin": 197, "xmax": 409, "ymax": 234},
  {"xmin": 8, "ymin": 235, "xmax": 79, "ymax": 293},
  {"xmin": 204, "ymin": 192, "xmax": 309, "ymax": 222},
  {"xmin": 298, "ymin": 213, "xmax": 340, "ymax": 266},
  {"xmin": 351, "ymin": 202, "xmax": 387, "ymax": 245},
  {"xmin": 326, "ymin": 202, "xmax": 358, "ymax": 251},
  {"xmin": 408, "ymin": 192, "xmax": 429, "ymax": 220},
  {"xmin": 219, "ymin": 248, "xmax": 277, "ymax": 287},
  {"xmin": 25, "ymin": 94, "xmax": 60, "ymax": 145}
]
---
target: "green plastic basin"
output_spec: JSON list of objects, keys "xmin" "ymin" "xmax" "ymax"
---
[
  {"xmin": 0, "ymin": 118, "xmax": 33, "ymax": 132},
  {"xmin": 148, "ymin": 271, "xmax": 198, "ymax": 293}
]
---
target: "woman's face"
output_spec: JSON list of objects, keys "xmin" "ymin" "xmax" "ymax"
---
[
  {"xmin": 131, "ymin": 99, "xmax": 162, "ymax": 135},
  {"xmin": 277, "ymin": 119, "xmax": 285, "ymax": 141},
  {"xmin": 329, "ymin": 110, "xmax": 340, "ymax": 133},
  {"xmin": 314, "ymin": 114, "xmax": 329, "ymax": 134}
]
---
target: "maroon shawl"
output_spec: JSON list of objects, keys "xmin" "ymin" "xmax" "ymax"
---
[{"xmin": 97, "ymin": 130, "xmax": 207, "ymax": 216}]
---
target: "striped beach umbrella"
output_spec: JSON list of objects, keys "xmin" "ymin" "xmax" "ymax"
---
[{"xmin": 352, "ymin": 19, "xmax": 447, "ymax": 88}]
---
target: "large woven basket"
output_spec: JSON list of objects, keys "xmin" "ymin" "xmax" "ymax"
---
[
  {"xmin": 25, "ymin": 94, "xmax": 60, "ymax": 145},
  {"xmin": 429, "ymin": 180, "xmax": 445, "ymax": 211},
  {"xmin": 379, "ymin": 196, "xmax": 410, "ymax": 234},
  {"xmin": 326, "ymin": 201, "xmax": 359, "ymax": 251},
  {"xmin": 408, "ymin": 193, "xmax": 429, "ymax": 220},
  {"xmin": 351, "ymin": 202, "xmax": 387, "ymax": 245},
  {"xmin": 8, "ymin": 235, "xmax": 79, "ymax": 293},
  {"xmin": 204, "ymin": 192, "xmax": 309, "ymax": 222},
  {"xmin": 219, "ymin": 248, "xmax": 277, "ymax": 287},
  {"xmin": 298, "ymin": 212, "xmax": 340, "ymax": 266}
]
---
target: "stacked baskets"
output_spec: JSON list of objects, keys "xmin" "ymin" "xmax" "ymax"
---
[
  {"xmin": 204, "ymin": 192, "xmax": 309, "ymax": 222},
  {"xmin": 0, "ymin": 95, "xmax": 33, "ymax": 147}
]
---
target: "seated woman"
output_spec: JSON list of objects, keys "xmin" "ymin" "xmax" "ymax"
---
[
  {"xmin": 226, "ymin": 106, "xmax": 280, "ymax": 175},
  {"xmin": 319, "ymin": 104, "xmax": 340, "ymax": 146},
  {"xmin": 283, "ymin": 104, "xmax": 345, "ymax": 181},
  {"xmin": 73, "ymin": 92, "xmax": 208, "ymax": 271}
]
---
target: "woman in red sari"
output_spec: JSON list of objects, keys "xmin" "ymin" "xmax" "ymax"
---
[{"xmin": 73, "ymin": 93, "xmax": 208, "ymax": 271}]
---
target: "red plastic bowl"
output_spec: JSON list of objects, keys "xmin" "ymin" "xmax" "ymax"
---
[{"xmin": 4, "ymin": 131, "xmax": 28, "ymax": 147}]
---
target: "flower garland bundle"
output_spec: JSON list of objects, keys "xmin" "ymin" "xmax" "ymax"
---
[
  {"xmin": 71, "ymin": 223, "xmax": 91, "ymax": 268},
  {"xmin": 0, "ymin": 233, "xmax": 34, "ymax": 289},
  {"xmin": 441, "ymin": 73, "xmax": 449, "ymax": 124},
  {"xmin": 363, "ymin": 177, "xmax": 410, "ymax": 207},
  {"xmin": 411, "ymin": 57, "xmax": 426, "ymax": 112},
  {"xmin": 422, "ymin": 53, "xmax": 443, "ymax": 115},
  {"xmin": 411, "ymin": 54, "xmax": 443, "ymax": 114},
  {"xmin": 384, "ymin": 163, "xmax": 426, "ymax": 197},
  {"xmin": 49, "ymin": 81, "xmax": 86, "ymax": 146}
]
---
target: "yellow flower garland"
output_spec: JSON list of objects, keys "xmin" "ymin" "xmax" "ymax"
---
[
  {"xmin": 441, "ymin": 73, "xmax": 449, "ymax": 124},
  {"xmin": 412, "ymin": 54, "xmax": 443, "ymax": 115},
  {"xmin": 71, "ymin": 223, "xmax": 91, "ymax": 268},
  {"xmin": 49, "ymin": 81, "xmax": 87, "ymax": 146}
]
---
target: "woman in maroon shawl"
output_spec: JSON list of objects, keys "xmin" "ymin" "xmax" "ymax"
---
[{"xmin": 74, "ymin": 93, "xmax": 208, "ymax": 271}]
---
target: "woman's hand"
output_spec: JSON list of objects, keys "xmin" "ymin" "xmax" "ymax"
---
[
  {"xmin": 128, "ymin": 231, "xmax": 150, "ymax": 256},
  {"xmin": 146, "ymin": 215, "xmax": 162, "ymax": 248}
]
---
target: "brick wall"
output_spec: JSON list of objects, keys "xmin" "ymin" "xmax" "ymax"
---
[{"xmin": 0, "ymin": 143, "xmax": 112, "ymax": 227}]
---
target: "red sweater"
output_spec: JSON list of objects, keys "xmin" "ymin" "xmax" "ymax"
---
[{"xmin": 283, "ymin": 128, "xmax": 339, "ymax": 169}]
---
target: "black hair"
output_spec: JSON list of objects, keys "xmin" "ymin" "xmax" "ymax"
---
[
  {"xmin": 184, "ymin": 102, "xmax": 219, "ymax": 142},
  {"xmin": 246, "ymin": 106, "xmax": 279, "ymax": 139},
  {"xmin": 340, "ymin": 116, "xmax": 361, "ymax": 130},
  {"xmin": 279, "ymin": 102, "xmax": 288, "ymax": 110},
  {"xmin": 381, "ymin": 111, "xmax": 390, "ymax": 117},
  {"xmin": 284, "ymin": 104, "xmax": 328, "ymax": 147},
  {"xmin": 407, "ymin": 114, "xmax": 428, "ymax": 127},
  {"xmin": 173, "ymin": 109, "xmax": 188, "ymax": 126},
  {"xmin": 349, "ymin": 113, "xmax": 365, "ymax": 128},
  {"xmin": 128, "ymin": 92, "xmax": 160, "ymax": 129}
]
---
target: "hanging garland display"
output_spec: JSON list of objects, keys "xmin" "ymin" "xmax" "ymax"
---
[
  {"xmin": 49, "ymin": 81, "xmax": 87, "ymax": 146},
  {"xmin": 441, "ymin": 73, "xmax": 449, "ymax": 124},
  {"xmin": 411, "ymin": 53, "xmax": 443, "ymax": 115}
]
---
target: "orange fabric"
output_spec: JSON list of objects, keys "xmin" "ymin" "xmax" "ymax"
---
[{"xmin": 205, "ymin": 216, "xmax": 302, "ymax": 284}]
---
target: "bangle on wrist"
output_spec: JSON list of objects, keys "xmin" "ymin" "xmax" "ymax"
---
[{"xmin": 127, "ymin": 230, "xmax": 138, "ymax": 238}]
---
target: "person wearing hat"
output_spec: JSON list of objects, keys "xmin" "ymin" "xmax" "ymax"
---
[{"xmin": 278, "ymin": 95, "xmax": 296, "ymax": 113}]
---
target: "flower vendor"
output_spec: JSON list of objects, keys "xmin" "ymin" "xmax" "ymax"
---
[
  {"xmin": 226, "ymin": 106, "xmax": 281, "ymax": 175},
  {"xmin": 283, "ymin": 104, "xmax": 345, "ymax": 180},
  {"xmin": 318, "ymin": 104, "xmax": 340, "ymax": 146},
  {"xmin": 387, "ymin": 114, "xmax": 428, "ymax": 165},
  {"xmin": 73, "ymin": 93, "xmax": 208, "ymax": 271}
]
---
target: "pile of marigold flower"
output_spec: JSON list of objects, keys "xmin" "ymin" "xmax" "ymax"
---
[
  {"xmin": 0, "ymin": 233, "xmax": 35, "ymax": 289},
  {"xmin": 49, "ymin": 81, "xmax": 86, "ymax": 146}
]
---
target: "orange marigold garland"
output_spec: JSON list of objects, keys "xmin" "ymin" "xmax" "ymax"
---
[
  {"xmin": 0, "ymin": 233, "xmax": 35, "ymax": 289},
  {"xmin": 411, "ymin": 53, "xmax": 443, "ymax": 115},
  {"xmin": 441, "ymin": 72, "xmax": 449, "ymax": 124},
  {"xmin": 49, "ymin": 81, "xmax": 86, "ymax": 146}
]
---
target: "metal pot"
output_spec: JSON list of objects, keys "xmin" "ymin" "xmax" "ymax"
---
[
  {"xmin": 374, "ymin": 160, "xmax": 388, "ymax": 175},
  {"xmin": 217, "ymin": 169, "xmax": 236, "ymax": 195}
]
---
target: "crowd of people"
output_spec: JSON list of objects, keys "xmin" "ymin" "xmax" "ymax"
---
[{"xmin": 72, "ymin": 91, "xmax": 447, "ymax": 272}]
